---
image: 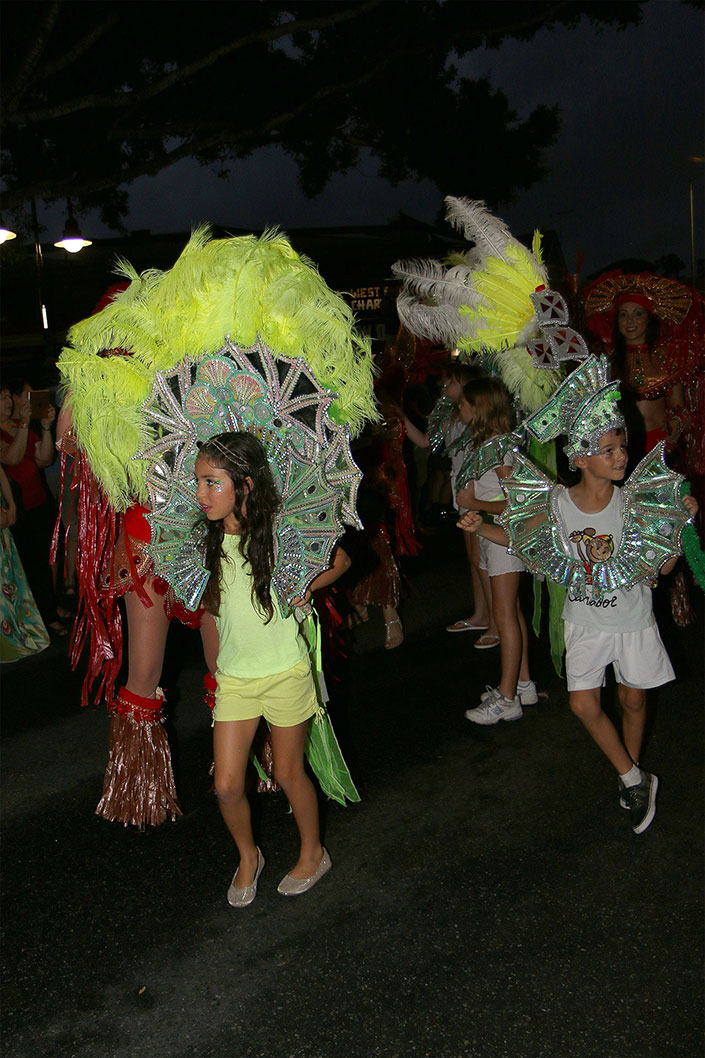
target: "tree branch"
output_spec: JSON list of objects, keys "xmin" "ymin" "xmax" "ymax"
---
[
  {"xmin": 36, "ymin": 11, "xmax": 120, "ymax": 82},
  {"xmin": 0, "ymin": 48, "xmax": 398, "ymax": 210},
  {"xmin": 5, "ymin": 1, "xmax": 380, "ymax": 127},
  {"xmin": 3, "ymin": 0, "xmax": 63, "ymax": 108},
  {"xmin": 476, "ymin": 1, "xmax": 572, "ymax": 44}
]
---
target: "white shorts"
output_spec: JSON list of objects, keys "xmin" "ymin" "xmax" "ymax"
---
[
  {"xmin": 564, "ymin": 621, "xmax": 675, "ymax": 692},
  {"xmin": 479, "ymin": 535, "xmax": 525, "ymax": 578}
]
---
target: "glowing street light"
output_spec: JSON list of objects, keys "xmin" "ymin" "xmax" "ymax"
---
[
  {"xmin": 54, "ymin": 200, "xmax": 92, "ymax": 253},
  {"xmin": 0, "ymin": 218, "xmax": 17, "ymax": 244}
]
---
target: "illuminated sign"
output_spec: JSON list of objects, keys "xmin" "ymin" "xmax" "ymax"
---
[{"xmin": 350, "ymin": 285, "xmax": 391, "ymax": 313}]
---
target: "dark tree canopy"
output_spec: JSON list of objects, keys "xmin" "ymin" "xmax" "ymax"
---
[{"xmin": 1, "ymin": 0, "xmax": 644, "ymax": 229}]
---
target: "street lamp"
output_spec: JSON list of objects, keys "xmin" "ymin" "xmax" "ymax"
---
[
  {"xmin": 54, "ymin": 198, "xmax": 92, "ymax": 253},
  {"xmin": 0, "ymin": 218, "xmax": 17, "ymax": 244}
]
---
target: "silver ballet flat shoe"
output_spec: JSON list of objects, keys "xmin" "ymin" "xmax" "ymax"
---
[
  {"xmin": 227, "ymin": 847, "xmax": 265, "ymax": 907},
  {"xmin": 277, "ymin": 848, "xmax": 332, "ymax": 896}
]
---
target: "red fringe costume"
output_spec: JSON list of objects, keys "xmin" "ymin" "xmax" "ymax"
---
[{"xmin": 56, "ymin": 447, "xmax": 203, "ymax": 826}]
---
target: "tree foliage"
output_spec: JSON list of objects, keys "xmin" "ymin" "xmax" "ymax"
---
[{"xmin": 1, "ymin": 0, "xmax": 644, "ymax": 228}]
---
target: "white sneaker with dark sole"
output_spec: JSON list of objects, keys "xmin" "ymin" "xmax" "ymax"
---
[
  {"xmin": 465, "ymin": 687, "xmax": 523, "ymax": 725},
  {"xmin": 481, "ymin": 680, "xmax": 538, "ymax": 706}
]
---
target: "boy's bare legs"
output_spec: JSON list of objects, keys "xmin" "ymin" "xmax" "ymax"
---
[
  {"xmin": 569, "ymin": 688, "xmax": 634, "ymax": 774},
  {"xmin": 618, "ymin": 683, "xmax": 647, "ymax": 764}
]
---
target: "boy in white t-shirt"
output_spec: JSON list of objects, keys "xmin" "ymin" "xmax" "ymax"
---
[{"xmin": 459, "ymin": 384, "xmax": 698, "ymax": 835}]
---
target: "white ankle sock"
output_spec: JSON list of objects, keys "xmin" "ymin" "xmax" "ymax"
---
[
  {"xmin": 517, "ymin": 679, "xmax": 534, "ymax": 689},
  {"xmin": 620, "ymin": 764, "xmax": 641, "ymax": 787}
]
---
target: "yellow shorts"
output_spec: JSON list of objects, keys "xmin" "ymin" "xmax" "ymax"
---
[{"xmin": 214, "ymin": 657, "xmax": 318, "ymax": 727}]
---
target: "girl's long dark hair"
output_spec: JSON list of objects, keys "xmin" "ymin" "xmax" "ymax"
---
[
  {"xmin": 462, "ymin": 377, "xmax": 514, "ymax": 445},
  {"xmin": 198, "ymin": 432, "xmax": 280, "ymax": 622}
]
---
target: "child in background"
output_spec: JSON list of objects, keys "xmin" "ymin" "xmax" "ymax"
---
[
  {"xmin": 454, "ymin": 378, "xmax": 536, "ymax": 722},
  {"xmin": 459, "ymin": 416, "xmax": 698, "ymax": 834},
  {"xmin": 196, "ymin": 431, "xmax": 352, "ymax": 906},
  {"xmin": 403, "ymin": 362, "xmax": 497, "ymax": 643}
]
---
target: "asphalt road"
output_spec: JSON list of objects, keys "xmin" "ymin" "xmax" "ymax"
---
[{"xmin": 1, "ymin": 523, "xmax": 703, "ymax": 1058}]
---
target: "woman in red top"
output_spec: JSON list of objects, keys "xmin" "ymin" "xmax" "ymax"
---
[
  {"xmin": 584, "ymin": 271, "xmax": 704, "ymax": 467},
  {"xmin": 0, "ymin": 381, "xmax": 66, "ymax": 634}
]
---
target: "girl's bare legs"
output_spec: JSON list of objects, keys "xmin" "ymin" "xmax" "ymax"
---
[
  {"xmin": 123, "ymin": 579, "xmax": 171, "ymax": 697},
  {"xmin": 465, "ymin": 533, "xmax": 490, "ymax": 626},
  {"xmin": 478, "ymin": 566, "xmax": 499, "ymax": 638},
  {"xmin": 213, "ymin": 717, "xmax": 261, "ymax": 886},
  {"xmin": 618, "ymin": 683, "xmax": 647, "ymax": 764},
  {"xmin": 516, "ymin": 598, "xmax": 531, "ymax": 683},
  {"xmin": 569, "ymin": 688, "xmax": 634, "ymax": 774},
  {"xmin": 491, "ymin": 571, "xmax": 522, "ymax": 700},
  {"xmin": 271, "ymin": 720, "xmax": 324, "ymax": 878}
]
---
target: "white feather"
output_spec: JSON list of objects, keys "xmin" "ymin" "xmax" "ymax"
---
[
  {"xmin": 444, "ymin": 197, "xmax": 523, "ymax": 265},
  {"xmin": 396, "ymin": 291, "xmax": 470, "ymax": 345},
  {"xmin": 392, "ymin": 258, "xmax": 467, "ymax": 305}
]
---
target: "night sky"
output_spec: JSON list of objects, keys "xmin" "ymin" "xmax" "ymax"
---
[{"xmin": 42, "ymin": 1, "xmax": 704, "ymax": 280}]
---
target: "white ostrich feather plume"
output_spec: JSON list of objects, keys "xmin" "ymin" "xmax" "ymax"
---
[
  {"xmin": 444, "ymin": 197, "xmax": 522, "ymax": 265},
  {"xmin": 396, "ymin": 290, "xmax": 471, "ymax": 345},
  {"xmin": 391, "ymin": 257, "xmax": 478, "ymax": 311}
]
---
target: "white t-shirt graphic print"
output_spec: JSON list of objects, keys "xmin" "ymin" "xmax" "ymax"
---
[{"xmin": 557, "ymin": 486, "xmax": 655, "ymax": 632}]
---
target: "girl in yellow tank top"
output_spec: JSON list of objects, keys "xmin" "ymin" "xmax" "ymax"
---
[{"xmin": 196, "ymin": 431, "xmax": 346, "ymax": 907}]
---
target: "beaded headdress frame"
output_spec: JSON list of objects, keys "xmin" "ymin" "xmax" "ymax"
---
[{"xmin": 525, "ymin": 355, "xmax": 626, "ymax": 469}]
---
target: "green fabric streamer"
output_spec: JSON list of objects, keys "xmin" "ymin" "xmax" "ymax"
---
[
  {"xmin": 303, "ymin": 608, "xmax": 360, "ymax": 805},
  {"xmin": 305, "ymin": 713, "xmax": 361, "ymax": 806},
  {"xmin": 531, "ymin": 575, "xmax": 565, "ymax": 677},
  {"xmin": 532, "ymin": 574, "xmax": 542, "ymax": 637},
  {"xmin": 527, "ymin": 436, "xmax": 565, "ymax": 676},
  {"xmin": 680, "ymin": 482, "xmax": 705, "ymax": 592},
  {"xmin": 547, "ymin": 579, "xmax": 566, "ymax": 676}
]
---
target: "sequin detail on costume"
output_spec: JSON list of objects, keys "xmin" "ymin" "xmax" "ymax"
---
[
  {"xmin": 134, "ymin": 337, "xmax": 363, "ymax": 614},
  {"xmin": 498, "ymin": 443, "xmax": 692, "ymax": 599}
]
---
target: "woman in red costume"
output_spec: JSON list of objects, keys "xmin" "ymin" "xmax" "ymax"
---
[
  {"xmin": 584, "ymin": 271, "xmax": 705, "ymax": 625},
  {"xmin": 56, "ymin": 397, "xmax": 219, "ymax": 828},
  {"xmin": 583, "ymin": 271, "xmax": 704, "ymax": 466}
]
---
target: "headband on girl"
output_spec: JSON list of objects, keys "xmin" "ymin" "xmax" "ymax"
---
[{"xmin": 198, "ymin": 435, "xmax": 268, "ymax": 476}]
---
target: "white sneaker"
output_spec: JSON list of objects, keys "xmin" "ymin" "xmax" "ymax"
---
[
  {"xmin": 481, "ymin": 680, "xmax": 538, "ymax": 706},
  {"xmin": 465, "ymin": 686, "xmax": 523, "ymax": 725}
]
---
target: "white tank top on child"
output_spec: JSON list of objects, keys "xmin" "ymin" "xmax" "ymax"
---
[{"xmin": 557, "ymin": 486, "xmax": 655, "ymax": 631}]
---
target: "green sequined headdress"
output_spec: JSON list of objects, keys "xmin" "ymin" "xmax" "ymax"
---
[{"xmin": 525, "ymin": 355, "xmax": 626, "ymax": 469}]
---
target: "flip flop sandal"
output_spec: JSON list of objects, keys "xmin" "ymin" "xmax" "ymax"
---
[
  {"xmin": 474, "ymin": 633, "xmax": 500, "ymax": 650},
  {"xmin": 446, "ymin": 619, "xmax": 489, "ymax": 633}
]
